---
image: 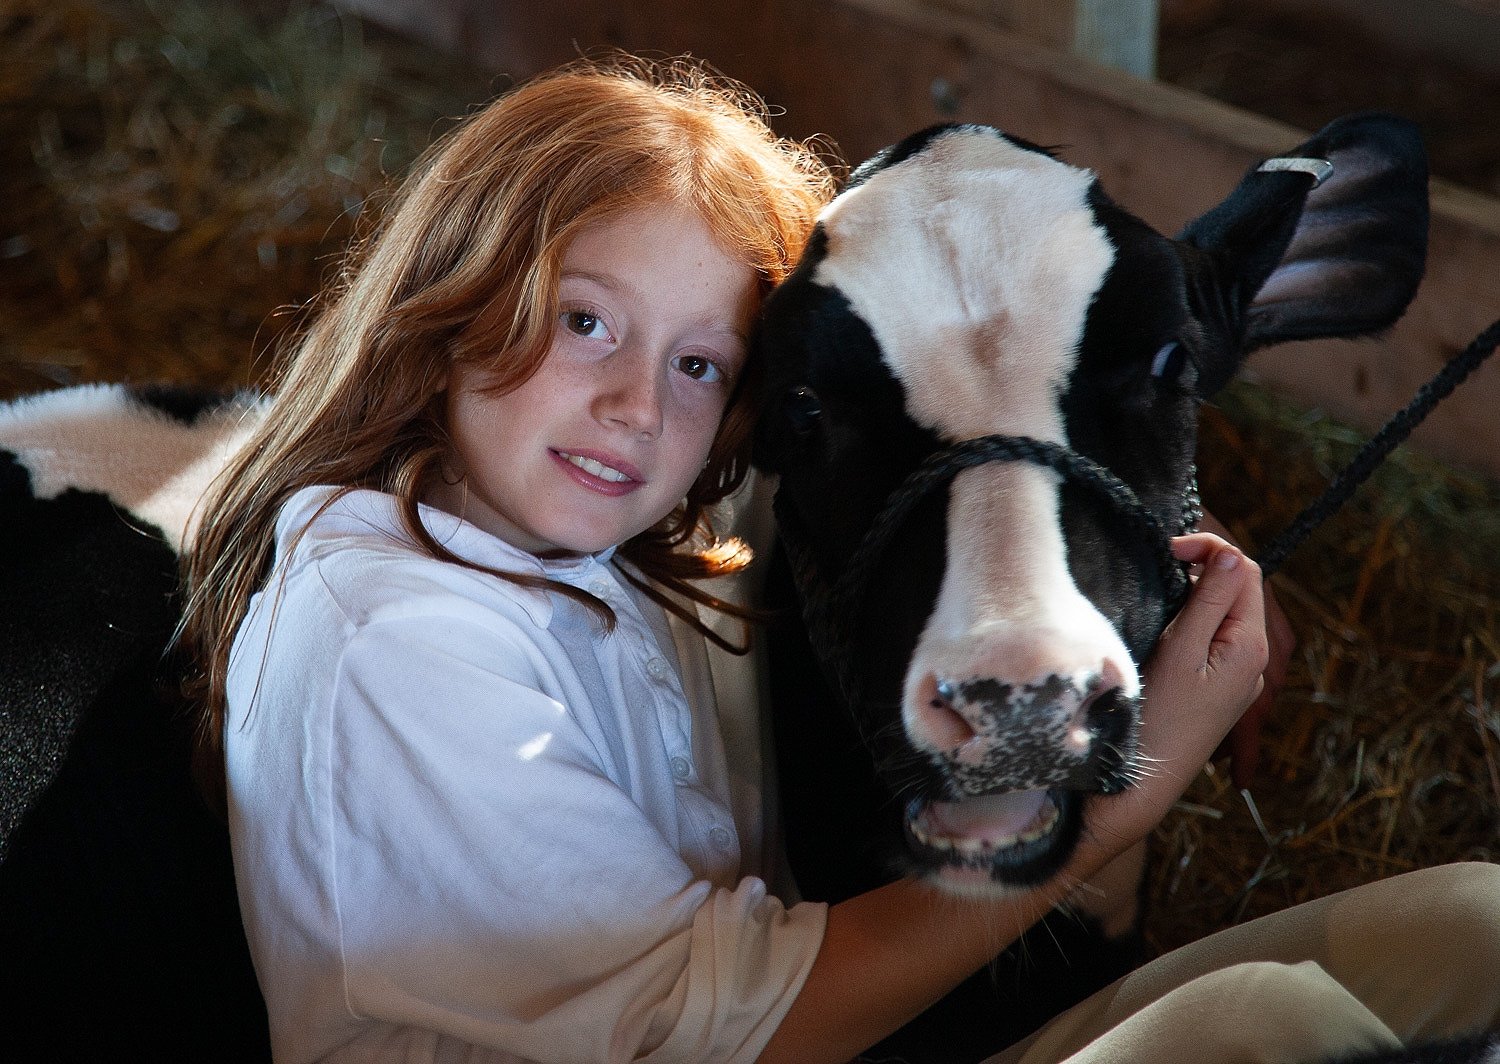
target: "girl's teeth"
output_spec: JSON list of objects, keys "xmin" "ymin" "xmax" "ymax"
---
[{"xmin": 561, "ymin": 452, "xmax": 630, "ymax": 483}]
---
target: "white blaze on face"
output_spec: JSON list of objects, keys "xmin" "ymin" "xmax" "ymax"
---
[{"xmin": 812, "ymin": 130, "xmax": 1140, "ymax": 745}]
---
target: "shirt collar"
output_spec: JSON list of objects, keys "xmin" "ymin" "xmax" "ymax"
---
[{"xmin": 278, "ymin": 486, "xmax": 622, "ymax": 629}]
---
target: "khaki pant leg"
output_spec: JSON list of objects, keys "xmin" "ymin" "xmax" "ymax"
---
[
  {"xmin": 1018, "ymin": 959, "xmax": 1398, "ymax": 1064},
  {"xmin": 987, "ymin": 861, "xmax": 1500, "ymax": 1064}
]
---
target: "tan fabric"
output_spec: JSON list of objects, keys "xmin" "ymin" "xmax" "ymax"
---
[{"xmin": 987, "ymin": 861, "xmax": 1500, "ymax": 1064}]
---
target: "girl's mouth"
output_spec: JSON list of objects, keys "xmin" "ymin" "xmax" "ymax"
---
[
  {"xmin": 558, "ymin": 450, "xmax": 633, "ymax": 482},
  {"xmin": 551, "ymin": 449, "xmax": 643, "ymax": 495}
]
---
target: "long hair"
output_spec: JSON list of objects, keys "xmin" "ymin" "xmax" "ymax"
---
[{"xmin": 179, "ymin": 56, "xmax": 836, "ymax": 811}]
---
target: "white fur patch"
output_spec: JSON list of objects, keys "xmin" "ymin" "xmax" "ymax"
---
[
  {"xmin": 812, "ymin": 129, "xmax": 1137, "ymax": 725},
  {"xmin": 815, "ymin": 130, "xmax": 1111, "ymax": 443},
  {"xmin": 0, "ymin": 383, "xmax": 265, "ymax": 551}
]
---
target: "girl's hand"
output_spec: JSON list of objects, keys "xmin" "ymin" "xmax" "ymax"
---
[
  {"xmin": 1081, "ymin": 533, "xmax": 1269, "ymax": 856},
  {"xmin": 1196, "ymin": 509, "xmax": 1297, "ymax": 787}
]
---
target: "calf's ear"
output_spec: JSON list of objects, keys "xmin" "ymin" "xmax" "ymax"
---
[{"xmin": 1178, "ymin": 112, "xmax": 1428, "ymax": 392}]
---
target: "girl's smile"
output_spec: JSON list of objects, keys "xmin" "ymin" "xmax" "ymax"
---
[
  {"xmin": 550, "ymin": 447, "xmax": 644, "ymax": 494},
  {"xmin": 427, "ymin": 201, "xmax": 758, "ymax": 555}
]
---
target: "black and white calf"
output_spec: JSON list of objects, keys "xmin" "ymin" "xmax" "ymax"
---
[{"xmin": 753, "ymin": 114, "xmax": 1432, "ymax": 1058}]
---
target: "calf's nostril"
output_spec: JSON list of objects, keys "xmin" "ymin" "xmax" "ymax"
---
[{"xmin": 913, "ymin": 674, "xmax": 978, "ymax": 753}]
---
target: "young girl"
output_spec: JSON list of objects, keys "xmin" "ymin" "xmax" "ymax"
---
[{"xmin": 181, "ymin": 58, "xmax": 1499, "ymax": 1064}]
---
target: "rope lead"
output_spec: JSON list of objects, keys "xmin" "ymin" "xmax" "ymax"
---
[{"xmin": 1256, "ymin": 315, "xmax": 1500, "ymax": 577}]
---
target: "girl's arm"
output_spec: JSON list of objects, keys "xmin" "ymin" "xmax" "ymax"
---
[{"xmin": 757, "ymin": 533, "xmax": 1269, "ymax": 1064}]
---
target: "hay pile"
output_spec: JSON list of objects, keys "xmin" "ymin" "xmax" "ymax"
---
[
  {"xmin": 2, "ymin": 0, "xmax": 1495, "ymax": 957},
  {"xmin": 1145, "ymin": 383, "xmax": 1500, "ymax": 952},
  {"xmin": 0, "ymin": 0, "xmax": 488, "ymax": 397}
]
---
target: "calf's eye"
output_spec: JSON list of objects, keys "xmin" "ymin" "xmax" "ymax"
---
[
  {"xmin": 1150, "ymin": 340, "xmax": 1188, "ymax": 380},
  {"xmin": 784, "ymin": 385, "xmax": 823, "ymax": 432}
]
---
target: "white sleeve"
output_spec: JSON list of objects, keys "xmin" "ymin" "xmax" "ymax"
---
[{"xmin": 326, "ymin": 615, "xmax": 826, "ymax": 1064}]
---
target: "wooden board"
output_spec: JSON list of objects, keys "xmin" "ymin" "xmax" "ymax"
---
[
  {"xmin": 336, "ymin": 0, "xmax": 1500, "ymax": 478},
  {"xmin": 930, "ymin": 0, "xmax": 1158, "ymax": 77},
  {"xmin": 1251, "ymin": 0, "xmax": 1500, "ymax": 79}
]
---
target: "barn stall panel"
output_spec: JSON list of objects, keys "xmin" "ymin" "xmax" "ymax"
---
[
  {"xmin": 332, "ymin": 0, "xmax": 1500, "ymax": 481},
  {"xmin": 1245, "ymin": 0, "xmax": 1500, "ymax": 81}
]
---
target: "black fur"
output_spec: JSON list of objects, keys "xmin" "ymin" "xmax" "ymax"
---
[
  {"xmin": 126, "ymin": 381, "xmax": 239, "ymax": 425},
  {"xmin": 0, "ymin": 401, "xmax": 269, "ymax": 1062}
]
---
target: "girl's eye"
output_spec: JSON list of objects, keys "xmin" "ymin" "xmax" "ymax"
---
[
  {"xmin": 673, "ymin": 353, "xmax": 725, "ymax": 384},
  {"xmin": 562, "ymin": 310, "xmax": 609, "ymax": 340}
]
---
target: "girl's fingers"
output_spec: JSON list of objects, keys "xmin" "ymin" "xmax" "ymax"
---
[
  {"xmin": 1165, "ymin": 536, "xmax": 1266, "ymax": 668},
  {"xmin": 1169, "ymin": 531, "xmax": 1230, "ymax": 565}
]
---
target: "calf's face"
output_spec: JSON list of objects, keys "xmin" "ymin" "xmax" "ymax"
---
[{"xmin": 754, "ymin": 117, "xmax": 1427, "ymax": 891}]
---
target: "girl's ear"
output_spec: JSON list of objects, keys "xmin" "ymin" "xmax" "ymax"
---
[{"xmin": 1178, "ymin": 112, "xmax": 1429, "ymax": 394}]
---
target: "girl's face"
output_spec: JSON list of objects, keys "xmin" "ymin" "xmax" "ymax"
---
[{"xmin": 430, "ymin": 201, "xmax": 758, "ymax": 555}]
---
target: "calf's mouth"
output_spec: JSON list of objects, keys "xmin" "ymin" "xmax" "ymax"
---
[{"xmin": 904, "ymin": 788, "xmax": 1085, "ymax": 889}]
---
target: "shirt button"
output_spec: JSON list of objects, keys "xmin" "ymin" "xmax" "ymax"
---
[
  {"xmin": 646, "ymin": 656, "xmax": 669, "ymax": 680},
  {"xmin": 587, "ymin": 579, "xmax": 609, "ymax": 598},
  {"xmin": 709, "ymin": 826, "xmax": 733, "ymax": 851},
  {"xmin": 670, "ymin": 756, "xmax": 691, "ymax": 780}
]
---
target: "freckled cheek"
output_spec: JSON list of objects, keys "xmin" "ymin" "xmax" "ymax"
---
[
  {"xmin": 668, "ymin": 383, "xmax": 729, "ymax": 428},
  {"xmin": 679, "ymin": 417, "xmax": 718, "ymax": 455},
  {"xmin": 667, "ymin": 400, "xmax": 728, "ymax": 469}
]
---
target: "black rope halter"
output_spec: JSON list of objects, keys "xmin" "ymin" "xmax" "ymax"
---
[{"xmin": 777, "ymin": 315, "xmax": 1500, "ymax": 713}]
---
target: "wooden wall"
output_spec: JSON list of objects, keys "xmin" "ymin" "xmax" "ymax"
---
[
  {"xmin": 336, "ymin": 0, "xmax": 1500, "ymax": 478},
  {"xmin": 925, "ymin": 0, "xmax": 1158, "ymax": 76},
  {"xmin": 1250, "ymin": 0, "xmax": 1500, "ymax": 79}
]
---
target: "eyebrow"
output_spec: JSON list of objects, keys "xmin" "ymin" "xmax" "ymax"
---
[{"xmin": 559, "ymin": 268, "xmax": 622, "ymax": 291}]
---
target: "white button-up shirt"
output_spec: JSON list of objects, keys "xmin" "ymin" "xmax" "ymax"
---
[{"xmin": 225, "ymin": 485, "xmax": 825, "ymax": 1063}]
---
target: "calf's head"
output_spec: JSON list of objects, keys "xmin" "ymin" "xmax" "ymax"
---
[{"xmin": 753, "ymin": 115, "xmax": 1427, "ymax": 891}]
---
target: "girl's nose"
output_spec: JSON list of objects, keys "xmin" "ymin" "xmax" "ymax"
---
[{"xmin": 595, "ymin": 350, "xmax": 664, "ymax": 440}]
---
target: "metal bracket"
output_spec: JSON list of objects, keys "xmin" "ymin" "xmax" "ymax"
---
[{"xmin": 1257, "ymin": 156, "xmax": 1335, "ymax": 187}]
